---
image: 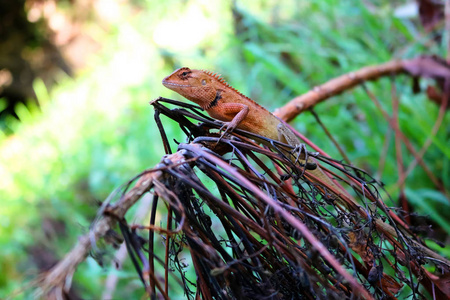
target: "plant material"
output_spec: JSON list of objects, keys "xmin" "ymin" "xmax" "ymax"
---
[{"xmin": 37, "ymin": 57, "xmax": 450, "ymax": 299}]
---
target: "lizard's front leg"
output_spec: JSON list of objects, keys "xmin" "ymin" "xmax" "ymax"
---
[{"xmin": 211, "ymin": 103, "xmax": 249, "ymax": 136}]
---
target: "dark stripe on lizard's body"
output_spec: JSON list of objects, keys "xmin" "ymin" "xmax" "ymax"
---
[{"xmin": 206, "ymin": 89, "xmax": 222, "ymax": 109}]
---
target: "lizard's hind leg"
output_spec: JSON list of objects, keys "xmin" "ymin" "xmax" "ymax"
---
[
  {"xmin": 292, "ymin": 144, "xmax": 318, "ymax": 171},
  {"xmin": 276, "ymin": 123, "xmax": 317, "ymax": 171}
]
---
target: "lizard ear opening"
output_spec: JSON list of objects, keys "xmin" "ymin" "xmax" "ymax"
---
[{"xmin": 201, "ymin": 79, "xmax": 206, "ymax": 86}]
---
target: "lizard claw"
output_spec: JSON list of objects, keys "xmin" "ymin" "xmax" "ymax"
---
[
  {"xmin": 215, "ymin": 122, "xmax": 236, "ymax": 145},
  {"xmin": 292, "ymin": 144, "xmax": 317, "ymax": 171}
]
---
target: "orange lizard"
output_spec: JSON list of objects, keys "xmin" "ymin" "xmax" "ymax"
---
[
  {"xmin": 162, "ymin": 67, "xmax": 337, "ymax": 188},
  {"xmin": 161, "ymin": 67, "xmax": 450, "ymax": 267}
]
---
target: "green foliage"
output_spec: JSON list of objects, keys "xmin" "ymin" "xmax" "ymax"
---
[{"xmin": 0, "ymin": 0, "xmax": 448, "ymax": 298}]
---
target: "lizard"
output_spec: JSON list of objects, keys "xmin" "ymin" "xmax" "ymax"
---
[
  {"xmin": 161, "ymin": 67, "xmax": 450, "ymax": 267},
  {"xmin": 161, "ymin": 67, "xmax": 337, "ymax": 187}
]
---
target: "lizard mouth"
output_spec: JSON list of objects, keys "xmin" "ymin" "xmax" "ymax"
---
[{"xmin": 162, "ymin": 80, "xmax": 191, "ymax": 88}]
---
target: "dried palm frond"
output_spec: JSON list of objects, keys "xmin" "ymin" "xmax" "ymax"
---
[{"xmin": 104, "ymin": 98, "xmax": 449, "ymax": 299}]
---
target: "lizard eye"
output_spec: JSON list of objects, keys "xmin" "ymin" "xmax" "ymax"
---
[
  {"xmin": 179, "ymin": 70, "xmax": 191, "ymax": 80},
  {"xmin": 201, "ymin": 79, "xmax": 206, "ymax": 85}
]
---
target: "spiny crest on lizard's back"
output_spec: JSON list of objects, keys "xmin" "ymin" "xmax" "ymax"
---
[
  {"xmin": 201, "ymin": 69, "xmax": 260, "ymax": 106},
  {"xmin": 202, "ymin": 70, "xmax": 226, "ymax": 84}
]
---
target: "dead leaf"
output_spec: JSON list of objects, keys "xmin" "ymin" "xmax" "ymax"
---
[
  {"xmin": 380, "ymin": 273, "xmax": 404, "ymax": 295},
  {"xmin": 348, "ymin": 231, "xmax": 373, "ymax": 265},
  {"xmin": 424, "ymin": 270, "xmax": 450, "ymax": 298},
  {"xmin": 418, "ymin": 0, "xmax": 444, "ymax": 32}
]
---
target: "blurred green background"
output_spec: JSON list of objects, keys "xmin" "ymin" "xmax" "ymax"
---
[{"xmin": 0, "ymin": 0, "xmax": 449, "ymax": 298}]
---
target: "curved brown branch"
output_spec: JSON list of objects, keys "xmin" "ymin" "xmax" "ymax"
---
[
  {"xmin": 274, "ymin": 55, "xmax": 450, "ymax": 121},
  {"xmin": 275, "ymin": 56, "xmax": 450, "ymax": 122},
  {"xmin": 274, "ymin": 60, "xmax": 405, "ymax": 122}
]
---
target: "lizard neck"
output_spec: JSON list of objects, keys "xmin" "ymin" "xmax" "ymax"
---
[
  {"xmin": 204, "ymin": 89, "xmax": 222, "ymax": 110},
  {"xmin": 202, "ymin": 71, "xmax": 255, "ymax": 103}
]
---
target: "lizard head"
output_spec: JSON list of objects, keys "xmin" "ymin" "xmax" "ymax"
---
[{"xmin": 162, "ymin": 67, "xmax": 217, "ymax": 106}]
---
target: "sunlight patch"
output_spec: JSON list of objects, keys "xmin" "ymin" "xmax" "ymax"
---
[{"xmin": 152, "ymin": 5, "xmax": 215, "ymax": 51}]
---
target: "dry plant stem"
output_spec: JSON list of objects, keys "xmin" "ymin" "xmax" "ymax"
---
[
  {"xmin": 148, "ymin": 194, "xmax": 158, "ymax": 295},
  {"xmin": 285, "ymin": 123, "xmax": 331, "ymax": 157},
  {"xmin": 102, "ymin": 193, "xmax": 153, "ymax": 299},
  {"xmin": 376, "ymin": 127, "xmax": 392, "ymax": 180},
  {"xmin": 285, "ymin": 119, "xmax": 414, "ymax": 236},
  {"xmin": 39, "ymin": 153, "xmax": 186, "ymax": 297},
  {"xmin": 237, "ymin": 132, "xmax": 450, "ymax": 266},
  {"xmin": 274, "ymin": 60, "xmax": 404, "ymax": 122},
  {"xmin": 165, "ymin": 208, "xmax": 172, "ymax": 295},
  {"xmin": 148, "ymin": 270, "xmax": 169, "ymax": 300},
  {"xmin": 309, "ymin": 109, "xmax": 352, "ymax": 165},
  {"xmin": 182, "ymin": 143, "xmax": 374, "ymax": 300},
  {"xmin": 312, "ymin": 156, "xmax": 450, "ymax": 265},
  {"xmin": 401, "ymin": 81, "xmax": 449, "ymax": 190},
  {"xmin": 391, "ymin": 81, "xmax": 406, "ymax": 193},
  {"xmin": 308, "ymin": 162, "xmax": 412, "ymax": 246},
  {"xmin": 102, "ymin": 243, "xmax": 128, "ymax": 300},
  {"xmin": 39, "ymin": 217, "xmax": 112, "ymax": 296},
  {"xmin": 39, "ymin": 140, "xmax": 450, "ymax": 298},
  {"xmin": 275, "ymin": 57, "xmax": 448, "ymax": 196},
  {"xmin": 362, "ymin": 84, "xmax": 446, "ymax": 195},
  {"xmin": 446, "ymin": 0, "xmax": 450, "ymax": 63},
  {"xmin": 280, "ymin": 124, "xmax": 353, "ymax": 197}
]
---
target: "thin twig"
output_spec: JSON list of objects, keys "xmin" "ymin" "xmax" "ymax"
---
[
  {"xmin": 446, "ymin": 0, "xmax": 450, "ymax": 63},
  {"xmin": 361, "ymin": 83, "xmax": 446, "ymax": 195},
  {"xmin": 376, "ymin": 127, "xmax": 392, "ymax": 180},
  {"xmin": 309, "ymin": 108, "xmax": 352, "ymax": 165},
  {"xmin": 102, "ymin": 193, "xmax": 153, "ymax": 299},
  {"xmin": 391, "ymin": 79, "xmax": 406, "ymax": 193},
  {"xmin": 400, "ymin": 81, "xmax": 449, "ymax": 193}
]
